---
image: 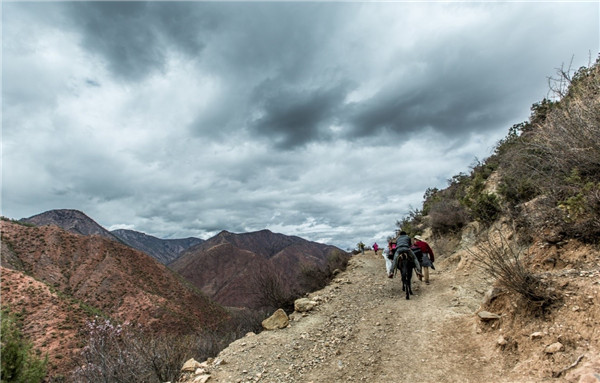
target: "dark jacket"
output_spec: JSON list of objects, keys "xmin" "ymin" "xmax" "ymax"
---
[{"xmin": 395, "ymin": 234, "xmax": 412, "ymax": 250}]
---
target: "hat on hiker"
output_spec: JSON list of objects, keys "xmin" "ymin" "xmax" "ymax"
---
[{"xmin": 414, "ymin": 235, "xmax": 424, "ymax": 241}]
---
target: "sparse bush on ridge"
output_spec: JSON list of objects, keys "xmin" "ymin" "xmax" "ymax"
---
[
  {"xmin": 428, "ymin": 200, "xmax": 470, "ymax": 236},
  {"xmin": 467, "ymin": 229, "xmax": 558, "ymax": 312},
  {"xmin": 72, "ymin": 314, "xmax": 264, "ymax": 383},
  {"xmin": 249, "ymin": 264, "xmax": 299, "ymax": 313},
  {"xmin": 249, "ymin": 250, "xmax": 350, "ymax": 314},
  {"xmin": 399, "ymin": 57, "xmax": 600, "ymax": 243},
  {"xmin": 497, "ymin": 58, "xmax": 600, "ymax": 242},
  {"xmin": 468, "ymin": 192, "xmax": 502, "ymax": 224}
]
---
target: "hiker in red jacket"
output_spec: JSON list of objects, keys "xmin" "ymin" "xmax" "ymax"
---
[
  {"xmin": 413, "ymin": 235, "xmax": 435, "ymax": 284},
  {"xmin": 373, "ymin": 242, "xmax": 379, "ymax": 255}
]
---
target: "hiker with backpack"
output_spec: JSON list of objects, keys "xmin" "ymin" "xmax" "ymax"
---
[
  {"xmin": 413, "ymin": 235, "xmax": 435, "ymax": 284},
  {"xmin": 373, "ymin": 242, "xmax": 379, "ymax": 255}
]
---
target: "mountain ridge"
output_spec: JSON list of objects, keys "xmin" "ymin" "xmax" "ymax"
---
[
  {"xmin": 171, "ymin": 229, "xmax": 349, "ymax": 309},
  {"xmin": 0, "ymin": 218, "xmax": 230, "ymax": 376}
]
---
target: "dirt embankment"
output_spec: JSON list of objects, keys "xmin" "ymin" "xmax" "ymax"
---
[{"xmin": 179, "ymin": 248, "xmax": 600, "ymax": 383}]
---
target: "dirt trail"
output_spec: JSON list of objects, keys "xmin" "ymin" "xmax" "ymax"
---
[{"xmin": 196, "ymin": 251, "xmax": 540, "ymax": 383}]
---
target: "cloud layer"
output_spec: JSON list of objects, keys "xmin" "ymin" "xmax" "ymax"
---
[{"xmin": 3, "ymin": 2, "xmax": 598, "ymax": 249}]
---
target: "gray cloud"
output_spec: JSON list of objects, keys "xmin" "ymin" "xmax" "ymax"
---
[
  {"xmin": 2, "ymin": 1, "xmax": 598, "ymax": 249},
  {"xmin": 65, "ymin": 2, "xmax": 211, "ymax": 81},
  {"xmin": 249, "ymin": 80, "xmax": 353, "ymax": 149}
]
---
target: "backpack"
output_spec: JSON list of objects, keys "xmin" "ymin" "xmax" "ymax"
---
[{"xmin": 410, "ymin": 245, "xmax": 423, "ymax": 264}]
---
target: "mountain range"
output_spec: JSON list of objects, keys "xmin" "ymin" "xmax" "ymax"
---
[
  {"xmin": 1, "ymin": 209, "xmax": 349, "ymax": 377},
  {"xmin": 171, "ymin": 229, "xmax": 348, "ymax": 309},
  {"xmin": 21, "ymin": 209, "xmax": 204, "ymax": 264}
]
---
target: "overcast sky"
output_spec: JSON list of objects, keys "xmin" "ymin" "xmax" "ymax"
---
[{"xmin": 2, "ymin": 1, "xmax": 598, "ymax": 250}]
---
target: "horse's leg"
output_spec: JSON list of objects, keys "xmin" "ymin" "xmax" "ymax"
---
[
  {"xmin": 408, "ymin": 267, "xmax": 413, "ymax": 295},
  {"xmin": 403, "ymin": 268, "xmax": 410, "ymax": 300}
]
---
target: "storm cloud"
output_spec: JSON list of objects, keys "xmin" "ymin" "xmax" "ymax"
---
[{"xmin": 2, "ymin": 2, "xmax": 598, "ymax": 249}]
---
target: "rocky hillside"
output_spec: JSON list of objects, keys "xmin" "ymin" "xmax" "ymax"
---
[
  {"xmin": 1, "ymin": 219, "xmax": 230, "ymax": 377},
  {"xmin": 170, "ymin": 229, "xmax": 349, "ymax": 309},
  {"xmin": 20, "ymin": 209, "xmax": 204, "ymax": 264},
  {"xmin": 21, "ymin": 209, "xmax": 120, "ymax": 241},
  {"xmin": 111, "ymin": 228, "xmax": 204, "ymax": 264}
]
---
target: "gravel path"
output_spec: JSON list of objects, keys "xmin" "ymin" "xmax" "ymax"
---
[{"xmin": 185, "ymin": 251, "xmax": 533, "ymax": 383}]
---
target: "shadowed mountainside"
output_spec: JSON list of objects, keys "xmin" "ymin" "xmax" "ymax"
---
[
  {"xmin": 170, "ymin": 229, "xmax": 349, "ymax": 309},
  {"xmin": 111, "ymin": 228, "xmax": 204, "ymax": 264}
]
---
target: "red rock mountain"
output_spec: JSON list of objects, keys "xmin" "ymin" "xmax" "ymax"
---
[
  {"xmin": 170, "ymin": 229, "xmax": 349, "ymax": 308},
  {"xmin": 0, "ymin": 219, "xmax": 229, "ymax": 375}
]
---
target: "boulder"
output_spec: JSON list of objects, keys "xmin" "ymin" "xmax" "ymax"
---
[
  {"xmin": 477, "ymin": 311, "xmax": 501, "ymax": 321},
  {"xmin": 530, "ymin": 332, "xmax": 544, "ymax": 340},
  {"xmin": 262, "ymin": 309, "xmax": 289, "ymax": 330},
  {"xmin": 181, "ymin": 358, "xmax": 202, "ymax": 372},
  {"xmin": 497, "ymin": 335, "xmax": 508, "ymax": 346},
  {"xmin": 545, "ymin": 342, "xmax": 564, "ymax": 354},
  {"xmin": 294, "ymin": 298, "xmax": 317, "ymax": 312}
]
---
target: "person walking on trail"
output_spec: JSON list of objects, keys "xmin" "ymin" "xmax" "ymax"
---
[
  {"xmin": 392, "ymin": 231, "xmax": 422, "ymax": 278},
  {"xmin": 373, "ymin": 242, "xmax": 379, "ymax": 255},
  {"xmin": 413, "ymin": 235, "xmax": 435, "ymax": 284},
  {"xmin": 358, "ymin": 241, "xmax": 365, "ymax": 255},
  {"xmin": 382, "ymin": 245, "xmax": 394, "ymax": 277}
]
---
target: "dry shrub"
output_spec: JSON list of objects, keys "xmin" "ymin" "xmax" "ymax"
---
[
  {"xmin": 72, "ymin": 319, "xmax": 188, "ymax": 383},
  {"xmin": 248, "ymin": 264, "xmax": 299, "ymax": 313},
  {"xmin": 72, "ymin": 313, "xmax": 265, "ymax": 383},
  {"xmin": 497, "ymin": 60, "xmax": 600, "ymax": 243},
  {"xmin": 429, "ymin": 200, "xmax": 470, "ymax": 236},
  {"xmin": 468, "ymin": 229, "xmax": 557, "ymax": 311},
  {"xmin": 326, "ymin": 250, "xmax": 350, "ymax": 273},
  {"xmin": 533, "ymin": 63, "xmax": 600, "ymax": 182}
]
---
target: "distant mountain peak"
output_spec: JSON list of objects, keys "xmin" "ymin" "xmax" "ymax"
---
[{"xmin": 21, "ymin": 209, "xmax": 118, "ymax": 240}]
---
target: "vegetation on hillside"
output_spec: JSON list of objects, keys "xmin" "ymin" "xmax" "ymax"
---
[
  {"xmin": 401, "ymin": 57, "xmax": 600, "ymax": 243},
  {"xmin": 1, "ymin": 308, "xmax": 48, "ymax": 383},
  {"xmin": 396, "ymin": 57, "xmax": 599, "ymax": 311}
]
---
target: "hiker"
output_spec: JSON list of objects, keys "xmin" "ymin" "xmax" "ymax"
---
[
  {"xmin": 358, "ymin": 241, "xmax": 365, "ymax": 255},
  {"xmin": 413, "ymin": 235, "xmax": 435, "ymax": 284},
  {"xmin": 373, "ymin": 242, "xmax": 379, "ymax": 255},
  {"xmin": 382, "ymin": 245, "xmax": 394, "ymax": 277},
  {"xmin": 392, "ymin": 231, "xmax": 422, "ymax": 278}
]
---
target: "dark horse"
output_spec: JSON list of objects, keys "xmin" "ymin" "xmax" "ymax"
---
[{"xmin": 395, "ymin": 250, "xmax": 416, "ymax": 300}]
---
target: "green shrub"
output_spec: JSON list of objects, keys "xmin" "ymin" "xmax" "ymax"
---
[
  {"xmin": 1, "ymin": 309, "xmax": 47, "ymax": 383},
  {"xmin": 470, "ymin": 193, "xmax": 502, "ymax": 224}
]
